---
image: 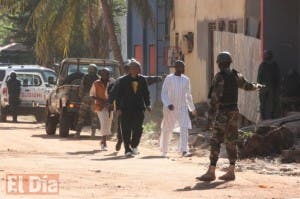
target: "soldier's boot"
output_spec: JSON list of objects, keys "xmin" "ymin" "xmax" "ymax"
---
[
  {"xmin": 196, "ymin": 166, "xmax": 216, "ymax": 182},
  {"xmin": 219, "ymin": 165, "xmax": 235, "ymax": 181},
  {"xmin": 91, "ymin": 128, "xmax": 96, "ymax": 137}
]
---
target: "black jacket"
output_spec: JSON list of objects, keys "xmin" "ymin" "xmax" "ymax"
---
[
  {"xmin": 114, "ymin": 74, "xmax": 150, "ymax": 111},
  {"xmin": 7, "ymin": 77, "xmax": 21, "ymax": 105}
]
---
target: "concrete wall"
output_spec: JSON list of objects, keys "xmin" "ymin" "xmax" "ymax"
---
[
  {"xmin": 214, "ymin": 32, "xmax": 261, "ymax": 122},
  {"xmin": 263, "ymin": 0, "xmax": 299, "ymax": 75},
  {"xmin": 171, "ymin": 0, "xmax": 246, "ymax": 103}
]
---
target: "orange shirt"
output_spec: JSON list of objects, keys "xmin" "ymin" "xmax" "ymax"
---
[{"xmin": 90, "ymin": 79, "xmax": 114, "ymax": 111}]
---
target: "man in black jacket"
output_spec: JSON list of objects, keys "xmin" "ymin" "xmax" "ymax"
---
[
  {"xmin": 109, "ymin": 59, "xmax": 163, "ymax": 152},
  {"xmin": 114, "ymin": 60, "xmax": 151, "ymax": 156},
  {"xmin": 7, "ymin": 72, "xmax": 21, "ymax": 123}
]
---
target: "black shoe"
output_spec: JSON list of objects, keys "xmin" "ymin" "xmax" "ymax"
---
[
  {"xmin": 115, "ymin": 140, "xmax": 122, "ymax": 151},
  {"xmin": 125, "ymin": 149, "xmax": 133, "ymax": 157}
]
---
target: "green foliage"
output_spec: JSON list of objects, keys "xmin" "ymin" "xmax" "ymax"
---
[
  {"xmin": 143, "ymin": 121, "xmax": 157, "ymax": 134},
  {"xmin": 0, "ymin": 0, "xmax": 151, "ymax": 66},
  {"xmin": 0, "ymin": 0, "xmax": 127, "ymax": 66}
]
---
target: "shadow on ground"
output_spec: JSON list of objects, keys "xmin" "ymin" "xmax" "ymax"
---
[
  {"xmin": 175, "ymin": 181, "xmax": 233, "ymax": 191},
  {"xmin": 140, "ymin": 155, "xmax": 167, "ymax": 159},
  {"xmin": 91, "ymin": 155, "xmax": 134, "ymax": 161},
  {"xmin": 67, "ymin": 150, "xmax": 102, "ymax": 155},
  {"xmin": 31, "ymin": 134, "xmax": 102, "ymax": 141}
]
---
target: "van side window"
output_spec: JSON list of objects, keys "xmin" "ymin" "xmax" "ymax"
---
[{"xmin": 17, "ymin": 74, "xmax": 42, "ymax": 87}]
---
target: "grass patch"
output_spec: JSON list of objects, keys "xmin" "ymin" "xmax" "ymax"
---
[{"xmin": 143, "ymin": 121, "xmax": 157, "ymax": 134}]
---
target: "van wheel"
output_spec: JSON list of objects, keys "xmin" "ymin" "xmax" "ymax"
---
[
  {"xmin": 46, "ymin": 112, "xmax": 58, "ymax": 135},
  {"xmin": 59, "ymin": 108, "xmax": 70, "ymax": 137}
]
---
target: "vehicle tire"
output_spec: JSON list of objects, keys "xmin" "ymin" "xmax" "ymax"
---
[
  {"xmin": 59, "ymin": 108, "xmax": 70, "ymax": 137},
  {"xmin": 0, "ymin": 106, "xmax": 7, "ymax": 122},
  {"xmin": 45, "ymin": 112, "xmax": 58, "ymax": 135},
  {"xmin": 35, "ymin": 109, "xmax": 47, "ymax": 123}
]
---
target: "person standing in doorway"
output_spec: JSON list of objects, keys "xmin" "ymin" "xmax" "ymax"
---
[
  {"xmin": 113, "ymin": 59, "xmax": 151, "ymax": 156},
  {"xmin": 160, "ymin": 60, "xmax": 197, "ymax": 157},
  {"xmin": 7, "ymin": 72, "xmax": 21, "ymax": 123},
  {"xmin": 257, "ymin": 50, "xmax": 281, "ymax": 120}
]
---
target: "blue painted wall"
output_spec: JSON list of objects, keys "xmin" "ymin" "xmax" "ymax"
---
[{"xmin": 127, "ymin": 0, "xmax": 170, "ymax": 102}]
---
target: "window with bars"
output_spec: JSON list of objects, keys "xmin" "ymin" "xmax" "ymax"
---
[
  {"xmin": 218, "ymin": 20, "xmax": 226, "ymax": 31},
  {"xmin": 228, "ymin": 20, "xmax": 238, "ymax": 33}
]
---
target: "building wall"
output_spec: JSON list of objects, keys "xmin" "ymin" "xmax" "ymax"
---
[
  {"xmin": 263, "ymin": 0, "xmax": 299, "ymax": 75},
  {"xmin": 127, "ymin": 0, "xmax": 170, "ymax": 102},
  {"xmin": 171, "ymin": 0, "xmax": 246, "ymax": 103}
]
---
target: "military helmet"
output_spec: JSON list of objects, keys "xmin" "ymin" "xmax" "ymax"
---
[
  {"xmin": 88, "ymin": 64, "xmax": 97, "ymax": 74},
  {"xmin": 216, "ymin": 51, "xmax": 233, "ymax": 64}
]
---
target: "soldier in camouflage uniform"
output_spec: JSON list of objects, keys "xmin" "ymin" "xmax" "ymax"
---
[
  {"xmin": 197, "ymin": 52, "xmax": 264, "ymax": 181},
  {"xmin": 75, "ymin": 64, "xmax": 99, "ymax": 137}
]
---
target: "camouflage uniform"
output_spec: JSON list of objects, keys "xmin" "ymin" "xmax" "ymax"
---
[
  {"xmin": 197, "ymin": 51, "xmax": 263, "ymax": 182},
  {"xmin": 209, "ymin": 69, "xmax": 258, "ymax": 166},
  {"xmin": 76, "ymin": 66, "xmax": 99, "ymax": 135}
]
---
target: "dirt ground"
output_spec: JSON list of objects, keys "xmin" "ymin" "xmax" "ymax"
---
[{"xmin": 0, "ymin": 116, "xmax": 299, "ymax": 199}]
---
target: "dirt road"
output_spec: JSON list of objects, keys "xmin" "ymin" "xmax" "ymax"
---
[{"xmin": 0, "ymin": 118, "xmax": 299, "ymax": 199}]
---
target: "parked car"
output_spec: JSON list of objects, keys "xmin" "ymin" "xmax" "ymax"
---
[
  {"xmin": 0, "ymin": 65, "xmax": 57, "ymax": 122},
  {"xmin": 0, "ymin": 64, "xmax": 12, "ymax": 88},
  {"xmin": 46, "ymin": 58, "xmax": 119, "ymax": 137}
]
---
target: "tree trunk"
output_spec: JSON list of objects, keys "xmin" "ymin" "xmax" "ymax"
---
[{"xmin": 100, "ymin": 0, "xmax": 124, "ymax": 75}]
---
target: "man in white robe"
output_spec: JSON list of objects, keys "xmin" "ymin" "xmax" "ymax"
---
[{"xmin": 160, "ymin": 60, "xmax": 197, "ymax": 157}]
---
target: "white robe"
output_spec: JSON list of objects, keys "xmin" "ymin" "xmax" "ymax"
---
[{"xmin": 161, "ymin": 74, "xmax": 195, "ymax": 130}]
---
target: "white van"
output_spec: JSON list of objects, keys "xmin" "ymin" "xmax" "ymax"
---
[{"xmin": 0, "ymin": 66, "xmax": 56, "ymax": 122}]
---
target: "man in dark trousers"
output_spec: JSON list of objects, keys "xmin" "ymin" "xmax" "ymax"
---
[
  {"xmin": 109, "ymin": 59, "xmax": 162, "ymax": 152},
  {"xmin": 257, "ymin": 50, "xmax": 281, "ymax": 120},
  {"xmin": 113, "ymin": 59, "xmax": 151, "ymax": 156},
  {"xmin": 7, "ymin": 72, "xmax": 21, "ymax": 123}
]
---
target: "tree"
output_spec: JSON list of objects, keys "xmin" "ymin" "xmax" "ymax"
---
[
  {"xmin": 0, "ymin": 0, "xmax": 126, "ymax": 66},
  {"xmin": 100, "ymin": 0, "xmax": 154, "ymax": 74},
  {"xmin": 100, "ymin": 0, "xmax": 124, "ymax": 74}
]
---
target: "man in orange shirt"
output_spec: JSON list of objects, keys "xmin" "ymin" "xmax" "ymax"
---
[{"xmin": 90, "ymin": 68, "xmax": 115, "ymax": 150}]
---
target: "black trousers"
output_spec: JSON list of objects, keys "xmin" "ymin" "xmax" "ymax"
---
[
  {"xmin": 117, "ymin": 117, "xmax": 122, "ymax": 143},
  {"xmin": 9, "ymin": 102, "xmax": 18, "ymax": 122},
  {"xmin": 120, "ymin": 109, "xmax": 145, "ymax": 153}
]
